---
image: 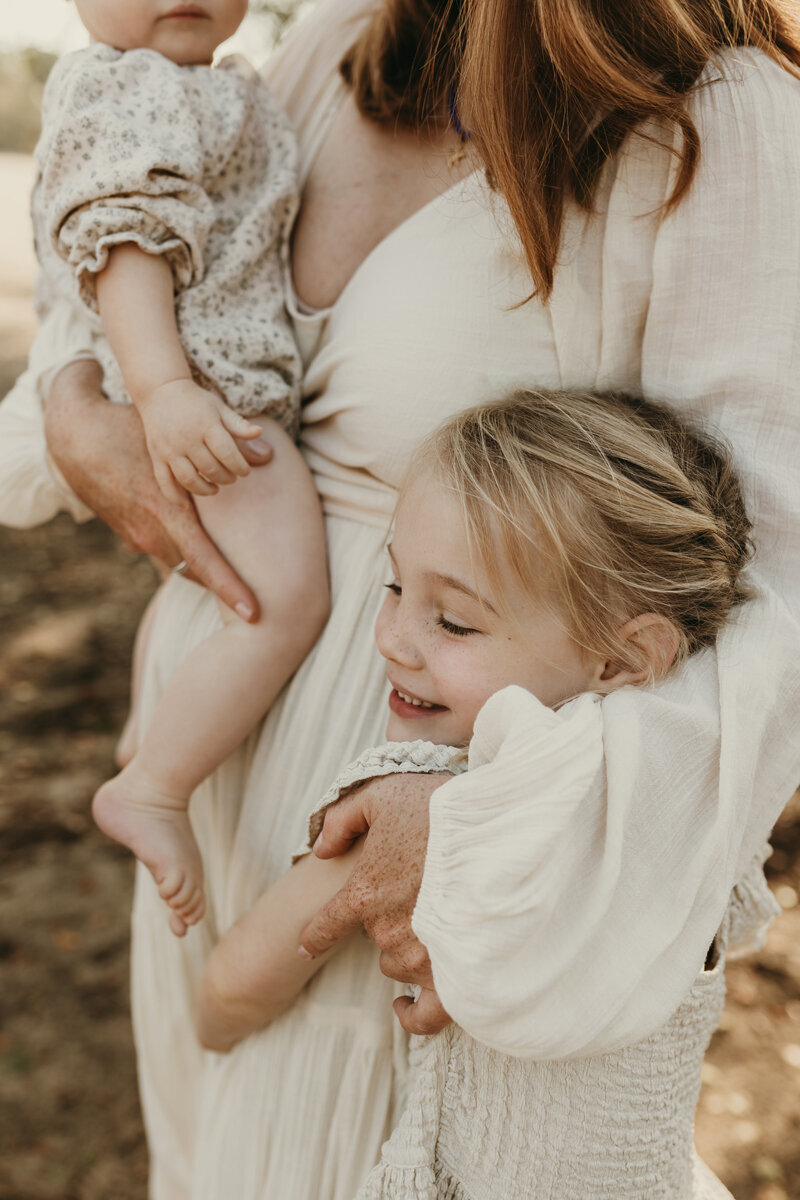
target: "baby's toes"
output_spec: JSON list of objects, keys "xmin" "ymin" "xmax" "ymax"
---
[
  {"xmin": 180, "ymin": 891, "xmax": 206, "ymax": 927},
  {"xmin": 157, "ymin": 868, "xmax": 187, "ymax": 905},
  {"xmin": 168, "ymin": 910, "xmax": 188, "ymax": 938}
]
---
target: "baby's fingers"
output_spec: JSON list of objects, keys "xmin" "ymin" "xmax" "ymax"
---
[
  {"xmin": 171, "ymin": 455, "xmax": 219, "ymax": 497},
  {"xmin": 205, "ymin": 425, "xmax": 251, "ymax": 478},
  {"xmin": 190, "ymin": 444, "xmax": 237, "ymax": 487},
  {"xmin": 219, "ymin": 407, "xmax": 264, "ymax": 442},
  {"xmin": 154, "ymin": 460, "xmax": 191, "ymax": 507}
]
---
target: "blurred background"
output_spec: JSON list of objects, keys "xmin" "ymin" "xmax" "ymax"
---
[{"xmin": 0, "ymin": 4, "xmax": 799, "ymax": 1197}]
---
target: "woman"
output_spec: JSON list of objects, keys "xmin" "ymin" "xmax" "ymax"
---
[{"xmin": 4, "ymin": 0, "xmax": 800, "ymax": 1195}]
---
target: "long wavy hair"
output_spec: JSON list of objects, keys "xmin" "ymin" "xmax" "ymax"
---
[{"xmin": 342, "ymin": 0, "xmax": 800, "ymax": 298}]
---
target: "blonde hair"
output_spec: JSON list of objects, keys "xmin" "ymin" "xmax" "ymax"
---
[
  {"xmin": 415, "ymin": 390, "xmax": 752, "ymax": 677},
  {"xmin": 342, "ymin": 0, "xmax": 800, "ymax": 299}
]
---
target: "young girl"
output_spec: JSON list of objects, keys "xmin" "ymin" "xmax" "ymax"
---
[
  {"xmin": 196, "ymin": 386, "xmax": 756, "ymax": 1199},
  {"xmin": 28, "ymin": 0, "xmax": 328, "ymax": 935}
]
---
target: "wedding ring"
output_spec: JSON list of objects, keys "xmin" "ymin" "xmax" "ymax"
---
[{"xmin": 172, "ymin": 559, "xmax": 190, "ymax": 577}]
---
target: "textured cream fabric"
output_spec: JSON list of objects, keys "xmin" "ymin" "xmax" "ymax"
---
[
  {"xmin": 348, "ymin": 693, "xmax": 777, "ymax": 1200},
  {"xmin": 1, "ymin": 0, "xmax": 799, "ymax": 1195}
]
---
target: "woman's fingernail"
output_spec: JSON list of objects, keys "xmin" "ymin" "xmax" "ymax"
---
[
  {"xmin": 297, "ymin": 946, "xmax": 314, "ymax": 960},
  {"xmin": 235, "ymin": 602, "xmax": 255, "ymax": 620},
  {"xmin": 250, "ymin": 437, "xmax": 271, "ymax": 455}
]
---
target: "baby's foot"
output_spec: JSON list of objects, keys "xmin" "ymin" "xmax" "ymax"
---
[{"xmin": 93, "ymin": 764, "xmax": 205, "ymax": 937}]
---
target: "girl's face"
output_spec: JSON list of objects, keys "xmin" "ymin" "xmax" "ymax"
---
[
  {"xmin": 375, "ymin": 467, "xmax": 605, "ymax": 746},
  {"xmin": 73, "ymin": 0, "xmax": 248, "ymax": 65}
]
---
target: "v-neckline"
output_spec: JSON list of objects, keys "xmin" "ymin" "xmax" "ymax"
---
[{"xmin": 289, "ymin": 76, "xmax": 480, "ymax": 321}]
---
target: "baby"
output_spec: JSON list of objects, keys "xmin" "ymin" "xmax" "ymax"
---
[
  {"xmin": 30, "ymin": 0, "xmax": 328, "ymax": 935},
  {"xmin": 194, "ymin": 386, "xmax": 752, "ymax": 1196}
]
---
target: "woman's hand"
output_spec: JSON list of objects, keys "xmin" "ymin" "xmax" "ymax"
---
[
  {"xmin": 298, "ymin": 772, "xmax": 453, "ymax": 1035},
  {"xmin": 43, "ymin": 359, "xmax": 273, "ymax": 619}
]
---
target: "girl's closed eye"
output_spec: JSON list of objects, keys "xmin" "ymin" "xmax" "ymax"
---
[
  {"xmin": 384, "ymin": 581, "xmax": 401, "ymax": 596},
  {"xmin": 437, "ymin": 614, "xmax": 478, "ymax": 637}
]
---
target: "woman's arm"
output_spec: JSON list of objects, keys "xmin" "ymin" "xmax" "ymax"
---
[
  {"xmin": 197, "ymin": 843, "xmax": 363, "ymax": 1053},
  {"xmin": 0, "ymin": 305, "xmax": 97, "ymax": 529},
  {"xmin": 42, "ymin": 361, "xmax": 271, "ymax": 615}
]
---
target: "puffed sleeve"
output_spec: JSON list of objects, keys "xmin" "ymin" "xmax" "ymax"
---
[
  {"xmin": 0, "ymin": 303, "xmax": 97, "ymax": 528},
  {"xmin": 36, "ymin": 46, "xmax": 217, "ymax": 313},
  {"xmin": 413, "ymin": 52, "xmax": 800, "ymax": 1058}
]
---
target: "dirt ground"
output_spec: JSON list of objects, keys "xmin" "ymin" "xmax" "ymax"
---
[{"xmin": 1, "ymin": 151, "xmax": 799, "ymax": 1200}]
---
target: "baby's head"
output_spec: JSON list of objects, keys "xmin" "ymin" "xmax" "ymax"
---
[
  {"xmin": 72, "ymin": 0, "xmax": 248, "ymax": 65},
  {"xmin": 377, "ymin": 389, "xmax": 752, "ymax": 746}
]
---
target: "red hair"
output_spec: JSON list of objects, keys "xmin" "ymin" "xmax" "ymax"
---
[{"xmin": 342, "ymin": 0, "xmax": 800, "ymax": 297}]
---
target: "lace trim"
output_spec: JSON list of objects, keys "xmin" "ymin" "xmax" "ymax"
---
[{"xmin": 293, "ymin": 741, "xmax": 466, "ymax": 862}]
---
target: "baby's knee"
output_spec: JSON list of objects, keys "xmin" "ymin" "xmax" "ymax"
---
[
  {"xmin": 222, "ymin": 552, "xmax": 329, "ymax": 658},
  {"xmin": 268, "ymin": 554, "xmax": 330, "ymax": 652}
]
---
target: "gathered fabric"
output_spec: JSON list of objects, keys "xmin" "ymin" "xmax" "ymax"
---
[{"xmin": 327, "ymin": 697, "xmax": 778, "ymax": 1200}]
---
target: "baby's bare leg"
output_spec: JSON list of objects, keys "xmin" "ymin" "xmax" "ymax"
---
[{"xmin": 93, "ymin": 419, "xmax": 329, "ymax": 936}]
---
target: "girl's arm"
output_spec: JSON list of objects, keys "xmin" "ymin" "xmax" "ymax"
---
[
  {"xmin": 197, "ymin": 840, "xmax": 364, "ymax": 1054},
  {"xmin": 95, "ymin": 246, "xmax": 261, "ymax": 502}
]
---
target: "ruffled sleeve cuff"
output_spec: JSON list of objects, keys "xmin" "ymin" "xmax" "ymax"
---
[
  {"xmin": 293, "ymin": 740, "xmax": 465, "ymax": 863},
  {"xmin": 65, "ymin": 211, "xmax": 202, "ymax": 316}
]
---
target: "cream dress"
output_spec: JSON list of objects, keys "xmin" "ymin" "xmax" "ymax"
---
[{"xmin": 2, "ymin": 0, "xmax": 800, "ymax": 1196}]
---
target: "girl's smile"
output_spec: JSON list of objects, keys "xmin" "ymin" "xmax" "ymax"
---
[{"xmin": 388, "ymin": 683, "xmax": 447, "ymax": 718}]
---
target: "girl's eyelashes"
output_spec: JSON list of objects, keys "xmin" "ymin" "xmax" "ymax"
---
[
  {"xmin": 437, "ymin": 615, "xmax": 477, "ymax": 637},
  {"xmin": 382, "ymin": 577, "xmax": 478, "ymax": 636}
]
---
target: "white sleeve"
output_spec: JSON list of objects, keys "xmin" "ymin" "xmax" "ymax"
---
[
  {"xmin": 413, "ymin": 54, "xmax": 800, "ymax": 1058},
  {"xmin": 0, "ymin": 302, "xmax": 97, "ymax": 529}
]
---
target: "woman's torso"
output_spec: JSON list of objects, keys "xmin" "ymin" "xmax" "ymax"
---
[{"xmin": 130, "ymin": 3, "xmax": 797, "ymax": 1196}]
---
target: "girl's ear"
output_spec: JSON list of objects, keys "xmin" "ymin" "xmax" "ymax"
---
[{"xmin": 595, "ymin": 614, "xmax": 681, "ymax": 692}]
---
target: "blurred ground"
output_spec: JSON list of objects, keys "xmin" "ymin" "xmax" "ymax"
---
[
  {"xmin": 0, "ymin": 151, "xmax": 152, "ymax": 1199},
  {"xmin": 0, "ymin": 150, "xmax": 799, "ymax": 1200}
]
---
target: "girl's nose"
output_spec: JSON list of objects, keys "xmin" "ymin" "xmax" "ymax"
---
[{"xmin": 375, "ymin": 598, "xmax": 424, "ymax": 669}]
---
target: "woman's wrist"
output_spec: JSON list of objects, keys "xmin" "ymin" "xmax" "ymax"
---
[{"xmin": 43, "ymin": 358, "xmax": 105, "ymax": 473}]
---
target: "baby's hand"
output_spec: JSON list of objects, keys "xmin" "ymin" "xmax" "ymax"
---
[{"xmin": 138, "ymin": 379, "xmax": 263, "ymax": 502}]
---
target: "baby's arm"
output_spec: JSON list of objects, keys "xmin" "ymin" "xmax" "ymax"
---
[
  {"xmin": 95, "ymin": 246, "xmax": 262, "ymax": 501},
  {"xmin": 197, "ymin": 841, "xmax": 364, "ymax": 1054}
]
